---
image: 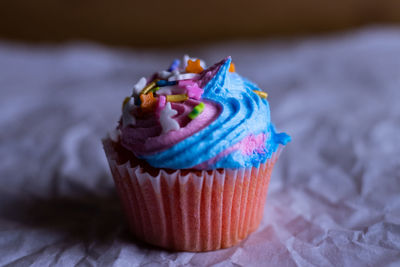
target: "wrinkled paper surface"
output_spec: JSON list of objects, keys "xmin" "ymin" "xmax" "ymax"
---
[{"xmin": 0, "ymin": 28, "xmax": 399, "ymax": 266}]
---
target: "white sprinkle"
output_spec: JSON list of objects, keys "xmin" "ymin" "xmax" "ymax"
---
[
  {"xmin": 159, "ymin": 102, "xmax": 180, "ymax": 134},
  {"xmin": 133, "ymin": 77, "xmax": 147, "ymax": 96},
  {"xmin": 108, "ymin": 129, "xmax": 121, "ymax": 142},
  {"xmin": 122, "ymin": 97, "xmax": 136, "ymax": 127},
  {"xmin": 158, "ymin": 70, "xmax": 172, "ymax": 79},
  {"xmin": 168, "ymin": 73, "xmax": 200, "ymax": 81},
  {"xmin": 156, "ymin": 86, "xmax": 185, "ymax": 96}
]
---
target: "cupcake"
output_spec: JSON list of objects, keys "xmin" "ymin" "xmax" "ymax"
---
[{"xmin": 103, "ymin": 56, "xmax": 290, "ymax": 251}]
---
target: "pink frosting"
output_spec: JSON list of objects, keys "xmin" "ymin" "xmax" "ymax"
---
[
  {"xmin": 120, "ymin": 99, "xmax": 221, "ymax": 156},
  {"xmin": 192, "ymin": 133, "xmax": 268, "ymax": 169},
  {"xmin": 234, "ymin": 133, "xmax": 267, "ymax": 155},
  {"xmin": 197, "ymin": 59, "xmax": 224, "ymax": 88},
  {"xmin": 155, "ymin": 95, "xmax": 166, "ymax": 117}
]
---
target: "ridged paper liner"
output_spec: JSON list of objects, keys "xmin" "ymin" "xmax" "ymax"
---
[{"xmin": 103, "ymin": 139, "xmax": 282, "ymax": 251}]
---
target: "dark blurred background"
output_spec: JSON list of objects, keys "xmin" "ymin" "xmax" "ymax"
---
[{"xmin": 1, "ymin": 0, "xmax": 400, "ymax": 46}]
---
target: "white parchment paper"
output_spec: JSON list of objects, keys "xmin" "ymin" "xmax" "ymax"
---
[{"xmin": 0, "ymin": 27, "xmax": 399, "ymax": 266}]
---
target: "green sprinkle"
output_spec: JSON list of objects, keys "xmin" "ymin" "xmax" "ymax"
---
[
  {"xmin": 151, "ymin": 86, "xmax": 160, "ymax": 93},
  {"xmin": 188, "ymin": 102, "xmax": 205, "ymax": 120}
]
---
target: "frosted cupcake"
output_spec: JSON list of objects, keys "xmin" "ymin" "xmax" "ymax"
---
[{"xmin": 103, "ymin": 56, "xmax": 290, "ymax": 251}]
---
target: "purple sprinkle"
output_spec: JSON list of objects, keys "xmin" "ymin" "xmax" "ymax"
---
[{"xmin": 168, "ymin": 59, "xmax": 180, "ymax": 72}]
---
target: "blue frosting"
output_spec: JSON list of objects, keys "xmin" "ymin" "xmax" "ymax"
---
[{"xmin": 141, "ymin": 57, "xmax": 290, "ymax": 169}]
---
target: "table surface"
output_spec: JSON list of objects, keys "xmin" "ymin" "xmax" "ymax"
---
[{"xmin": 0, "ymin": 27, "xmax": 399, "ymax": 267}]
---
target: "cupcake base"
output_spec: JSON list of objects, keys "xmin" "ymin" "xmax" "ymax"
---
[{"xmin": 103, "ymin": 139, "xmax": 280, "ymax": 251}]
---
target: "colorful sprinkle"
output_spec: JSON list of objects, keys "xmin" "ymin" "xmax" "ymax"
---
[
  {"xmin": 135, "ymin": 97, "xmax": 141, "ymax": 106},
  {"xmin": 178, "ymin": 80, "xmax": 204, "ymax": 100},
  {"xmin": 156, "ymin": 80, "xmax": 178, "ymax": 87},
  {"xmin": 253, "ymin": 90, "xmax": 268, "ymax": 99},
  {"xmin": 186, "ymin": 59, "xmax": 204, "ymax": 74},
  {"xmin": 168, "ymin": 59, "xmax": 180, "ymax": 72},
  {"xmin": 183, "ymin": 55, "xmax": 206, "ymax": 69},
  {"xmin": 168, "ymin": 73, "xmax": 200, "ymax": 81},
  {"xmin": 140, "ymin": 80, "xmax": 158, "ymax": 95},
  {"xmin": 166, "ymin": 94, "xmax": 188, "ymax": 102},
  {"xmin": 188, "ymin": 102, "xmax": 205, "ymax": 119},
  {"xmin": 140, "ymin": 92, "xmax": 157, "ymax": 112},
  {"xmin": 150, "ymin": 86, "xmax": 160, "ymax": 93},
  {"xmin": 229, "ymin": 62, "xmax": 235, "ymax": 72}
]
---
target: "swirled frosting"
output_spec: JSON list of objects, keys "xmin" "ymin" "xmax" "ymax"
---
[{"xmin": 118, "ymin": 57, "xmax": 290, "ymax": 170}]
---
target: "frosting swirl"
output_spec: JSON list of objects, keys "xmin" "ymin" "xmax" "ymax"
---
[{"xmin": 119, "ymin": 57, "xmax": 290, "ymax": 169}]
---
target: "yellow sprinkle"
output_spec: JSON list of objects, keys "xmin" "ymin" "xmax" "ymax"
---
[
  {"xmin": 122, "ymin": 96, "xmax": 131, "ymax": 110},
  {"xmin": 140, "ymin": 80, "xmax": 158, "ymax": 95},
  {"xmin": 253, "ymin": 90, "xmax": 268, "ymax": 99},
  {"xmin": 166, "ymin": 94, "xmax": 188, "ymax": 102}
]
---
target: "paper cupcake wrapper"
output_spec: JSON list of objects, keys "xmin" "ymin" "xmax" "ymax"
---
[{"xmin": 103, "ymin": 139, "xmax": 282, "ymax": 251}]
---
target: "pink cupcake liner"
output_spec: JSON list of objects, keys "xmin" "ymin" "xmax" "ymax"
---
[{"xmin": 103, "ymin": 139, "xmax": 282, "ymax": 251}]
